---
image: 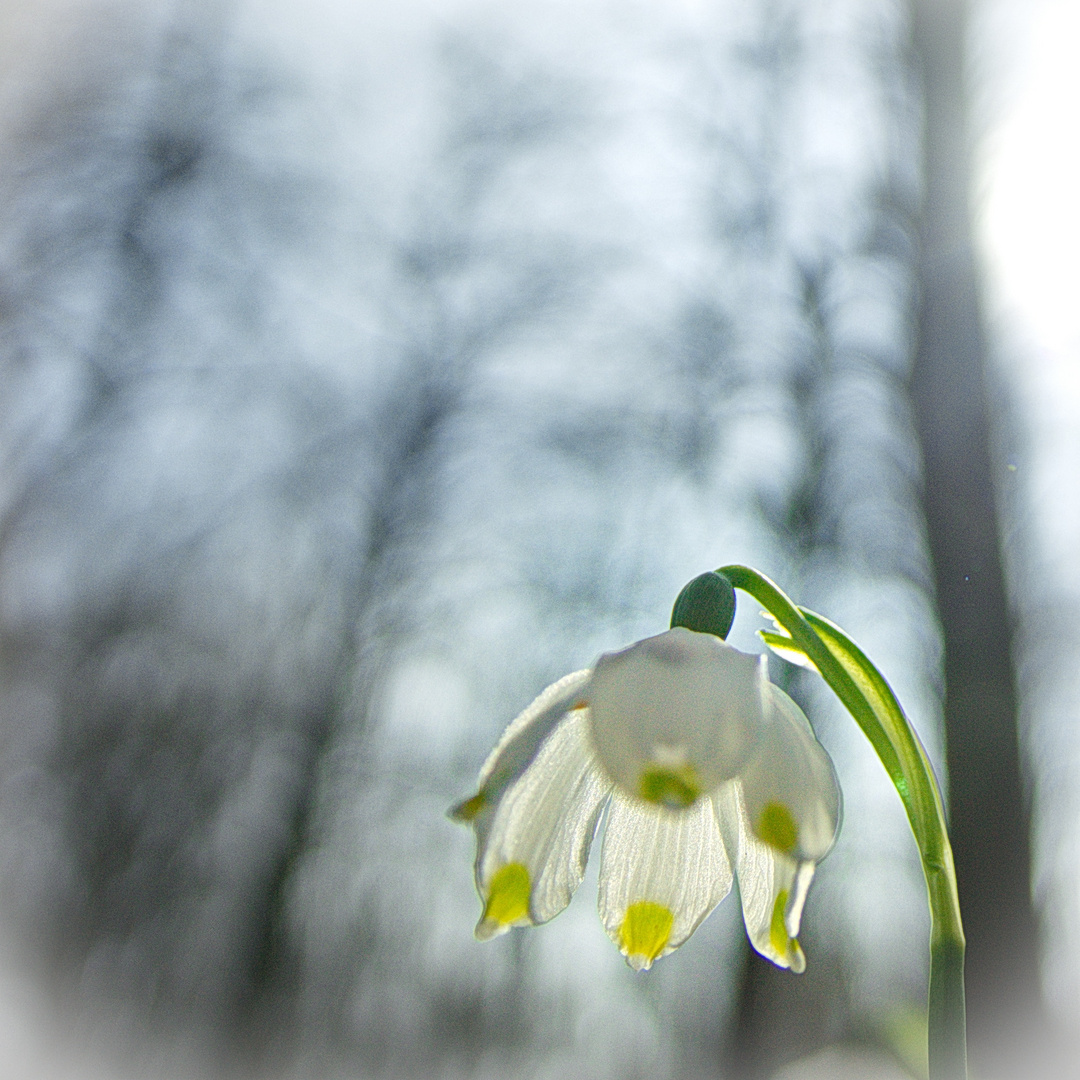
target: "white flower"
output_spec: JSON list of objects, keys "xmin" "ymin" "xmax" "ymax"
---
[{"xmin": 451, "ymin": 627, "xmax": 841, "ymax": 973}]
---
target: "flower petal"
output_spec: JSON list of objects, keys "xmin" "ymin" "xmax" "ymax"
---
[
  {"xmin": 588, "ymin": 627, "xmax": 768, "ymax": 800},
  {"xmin": 597, "ymin": 789, "xmax": 733, "ymax": 970},
  {"xmin": 450, "ymin": 669, "xmax": 591, "ymax": 823},
  {"xmin": 474, "ymin": 708, "xmax": 611, "ymax": 939},
  {"xmin": 738, "ymin": 684, "xmax": 841, "ymax": 862},
  {"xmin": 714, "ymin": 781, "xmax": 813, "ymax": 973}
]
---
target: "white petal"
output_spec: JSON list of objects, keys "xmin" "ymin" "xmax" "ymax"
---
[
  {"xmin": 714, "ymin": 782, "xmax": 813, "ymax": 973},
  {"xmin": 738, "ymin": 684, "xmax": 841, "ymax": 862},
  {"xmin": 451, "ymin": 669, "xmax": 591, "ymax": 823},
  {"xmin": 475, "ymin": 708, "xmax": 611, "ymax": 939},
  {"xmin": 597, "ymin": 789, "xmax": 733, "ymax": 970},
  {"xmin": 588, "ymin": 627, "xmax": 768, "ymax": 800}
]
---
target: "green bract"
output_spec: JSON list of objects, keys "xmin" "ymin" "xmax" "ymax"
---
[{"xmin": 670, "ymin": 571, "xmax": 737, "ymax": 639}]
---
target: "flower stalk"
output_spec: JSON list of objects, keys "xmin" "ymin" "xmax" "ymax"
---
[{"xmin": 717, "ymin": 564, "xmax": 966, "ymax": 1080}]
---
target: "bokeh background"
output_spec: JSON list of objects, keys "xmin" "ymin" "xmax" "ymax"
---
[{"xmin": 0, "ymin": 0, "xmax": 1075, "ymax": 1077}]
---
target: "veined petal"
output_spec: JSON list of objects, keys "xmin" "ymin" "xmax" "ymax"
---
[
  {"xmin": 597, "ymin": 789, "xmax": 733, "ymax": 971},
  {"xmin": 714, "ymin": 782, "xmax": 813, "ymax": 973},
  {"xmin": 588, "ymin": 627, "xmax": 768, "ymax": 801},
  {"xmin": 475, "ymin": 708, "xmax": 611, "ymax": 939},
  {"xmin": 450, "ymin": 669, "xmax": 591, "ymax": 824},
  {"xmin": 738, "ymin": 685, "xmax": 841, "ymax": 862}
]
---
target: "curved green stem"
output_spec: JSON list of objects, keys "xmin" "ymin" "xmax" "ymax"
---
[{"xmin": 718, "ymin": 565, "xmax": 966, "ymax": 1080}]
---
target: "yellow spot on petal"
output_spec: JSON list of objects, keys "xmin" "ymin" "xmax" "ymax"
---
[
  {"xmin": 769, "ymin": 889, "xmax": 791, "ymax": 958},
  {"xmin": 571, "ymin": 699, "xmax": 589, "ymax": 710},
  {"xmin": 757, "ymin": 801, "xmax": 799, "ymax": 854},
  {"xmin": 619, "ymin": 901, "xmax": 674, "ymax": 968},
  {"xmin": 767, "ymin": 888, "xmax": 804, "ymax": 970},
  {"xmin": 483, "ymin": 863, "xmax": 531, "ymax": 927},
  {"xmin": 449, "ymin": 791, "xmax": 486, "ymax": 822},
  {"xmin": 639, "ymin": 765, "xmax": 701, "ymax": 809}
]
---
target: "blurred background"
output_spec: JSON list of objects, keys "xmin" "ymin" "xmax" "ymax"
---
[{"xmin": 0, "ymin": 0, "xmax": 1075, "ymax": 1077}]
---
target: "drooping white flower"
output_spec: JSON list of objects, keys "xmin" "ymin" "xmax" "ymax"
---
[{"xmin": 451, "ymin": 627, "xmax": 841, "ymax": 972}]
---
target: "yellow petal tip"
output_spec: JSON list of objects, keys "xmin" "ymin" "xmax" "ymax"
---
[
  {"xmin": 481, "ymin": 862, "xmax": 532, "ymax": 931},
  {"xmin": 449, "ymin": 791, "xmax": 486, "ymax": 822},
  {"xmin": 619, "ymin": 901, "xmax": 674, "ymax": 970},
  {"xmin": 768, "ymin": 889, "xmax": 806, "ymax": 972}
]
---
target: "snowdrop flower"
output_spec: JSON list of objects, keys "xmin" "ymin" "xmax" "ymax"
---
[{"xmin": 452, "ymin": 626, "xmax": 841, "ymax": 972}]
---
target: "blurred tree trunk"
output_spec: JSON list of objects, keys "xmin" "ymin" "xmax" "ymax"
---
[{"xmin": 908, "ymin": 0, "xmax": 1041, "ymax": 1067}]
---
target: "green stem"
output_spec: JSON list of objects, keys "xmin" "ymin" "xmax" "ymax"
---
[{"xmin": 718, "ymin": 564, "xmax": 967, "ymax": 1080}]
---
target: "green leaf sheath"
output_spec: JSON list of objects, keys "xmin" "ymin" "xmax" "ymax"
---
[{"xmin": 717, "ymin": 565, "xmax": 966, "ymax": 1080}]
